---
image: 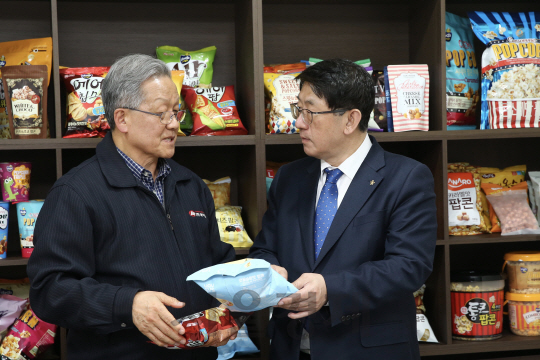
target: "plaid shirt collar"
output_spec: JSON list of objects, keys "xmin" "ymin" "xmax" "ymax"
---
[{"xmin": 116, "ymin": 147, "xmax": 171, "ymax": 205}]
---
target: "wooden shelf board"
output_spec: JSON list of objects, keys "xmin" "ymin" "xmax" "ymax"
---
[
  {"xmin": 0, "ymin": 256, "xmax": 29, "ymax": 266},
  {"xmin": 445, "ymin": 128, "xmax": 540, "ymax": 141},
  {"xmin": 420, "ymin": 330, "xmax": 540, "ymax": 356},
  {"xmin": 447, "ymin": 233, "xmax": 540, "ymax": 245}
]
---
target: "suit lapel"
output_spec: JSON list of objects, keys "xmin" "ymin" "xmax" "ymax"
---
[
  {"xmin": 313, "ymin": 136, "xmax": 385, "ymax": 270},
  {"xmin": 298, "ymin": 159, "xmax": 320, "ymax": 268}
]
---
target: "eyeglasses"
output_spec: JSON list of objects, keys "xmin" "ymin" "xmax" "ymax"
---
[
  {"xmin": 124, "ymin": 108, "xmax": 186, "ymax": 125},
  {"xmin": 290, "ymin": 103, "xmax": 349, "ymax": 125}
]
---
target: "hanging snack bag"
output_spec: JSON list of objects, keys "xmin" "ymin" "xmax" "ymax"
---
[
  {"xmin": 446, "ymin": 12, "xmax": 480, "ymax": 130},
  {"xmin": 371, "ymin": 70, "xmax": 387, "ymax": 131},
  {"xmin": 469, "ymin": 11, "xmax": 540, "ymax": 129},
  {"xmin": 181, "ymin": 86, "xmax": 247, "ymax": 136},
  {"xmin": 156, "ymin": 45, "xmax": 216, "ymax": 88},
  {"xmin": 2, "ymin": 66, "xmax": 48, "ymax": 139},
  {"xmin": 170, "ymin": 70, "xmax": 186, "ymax": 136},
  {"xmin": 0, "ymin": 37, "xmax": 53, "ymax": 139},
  {"xmin": 215, "ymin": 206, "xmax": 253, "ymax": 248},
  {"xmin": 387, "ymin": 65, "xmax": 430, "ymax": 132},
  {"xmin": 60, "ymin": 67, "xmax": 109, "ymax": 138},
  {"xmin": 203, "ymin": 177, "xmax": 231, "ymax": 209},
  {"xmin": 264, "ymin": 63, "xmax": 306, "ymax": 134},
  {"xmin": 0, "ymin": 309, "xmax": 56, "ymax": 359},
  {"xmin": 486, "ymin": 189, "xmax": 540, "ymax": 236}
]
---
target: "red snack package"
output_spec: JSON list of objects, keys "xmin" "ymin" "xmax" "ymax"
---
[
  {"xmin": 181, "ymin": 86, "xmax": 248, "ymax": 136},
  {"xmin": 149, "ymin": 307, "xmax": 250, "ymax": 349},
  {"xmin": 0, "ymin": 309, "xmax": 57, "ymax": 359},
  {"xmin": 60, "ymin": 67, "xmax": 110, "ymax": 138}
]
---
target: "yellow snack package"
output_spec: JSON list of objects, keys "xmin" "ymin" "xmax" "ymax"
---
[
  {"xmin": 203, "ymin": 177, "xmax": 231, "ymax": 209},
  {"xmin": 215, "ymin": 206, "xmax": 253, "ymax": 248},
  {"xmin": 0, "ymin": 37, "xmax": 53, "ymax": 139},
  {"xmin": 480, "ymin": 165, "xmax": 526, "ymax": 188},
  {"xmin": 170, "ymin": 70, "xmax": 186, "ymax": 136}
]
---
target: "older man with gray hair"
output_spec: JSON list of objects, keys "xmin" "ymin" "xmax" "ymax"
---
[{"xmin": 28, "ymin": 54, "xmax": 236, "ymax": 359}]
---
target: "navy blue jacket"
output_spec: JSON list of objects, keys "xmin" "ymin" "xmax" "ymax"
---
[
  {"xmin": 250, "ymin": 136, "xmax": 437, "ymax": 360},
  {"xmin": 28, "ymin": 132, "xmax": 235, "ymax": 359}
]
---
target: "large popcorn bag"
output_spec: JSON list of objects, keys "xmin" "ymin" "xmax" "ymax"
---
[
  {"xmin": 469, "ymin": 11, "xmax": 540, "ymax": 129},
  {"xmin": 187, "ymin": 259, "xmax": 297, "ymax": 312}
]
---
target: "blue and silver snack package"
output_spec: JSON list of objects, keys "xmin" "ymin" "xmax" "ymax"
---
[
  {"xmin": 187, "ymin": 258, "xmax": 297, "ymax": 312},
  {"xmin": 446, "ymin": 12, "xmax": 480, "ymax": 130},
  {"xmin": 468, "ymin": 11, "xmax": 540, "ymax": 129},
  {"xmin": 16, "ymin": 200, "xmax": 44, "ymax": 258},
  {"xmin": 217, "ymin": 324, "xmax": 259, "ymax": 360}
]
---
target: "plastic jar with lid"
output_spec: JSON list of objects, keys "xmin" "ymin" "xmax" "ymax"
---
[
  {"xmin": 451, "ymin": 271, "xmax": 505, "ymax": 341},
  {"xmin": 503, "ymin": 251, "xmax": 540, "ymax": 294},
  {"xmin": 506, "ymin": 292, "xmax": 540, "ymax": 336}
]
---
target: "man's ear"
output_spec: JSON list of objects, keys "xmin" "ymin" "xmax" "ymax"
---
[
  {"xmin": 114, "ymin": 108, "xmax": 129, "ymax": 133},
  {"xmin": 344, "ymin": 109, "xmax": 362, "ymax": 135}
]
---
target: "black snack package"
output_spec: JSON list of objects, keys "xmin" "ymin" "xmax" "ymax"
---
[{"xmin": 372, "ymin": 70, "xmax": 387, "ymax": 131}]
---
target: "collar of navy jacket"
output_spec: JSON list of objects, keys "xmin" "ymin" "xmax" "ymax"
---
[
  {"xmin": 96, "ymin": 132, "xmax": 192, "ymax": 208},
  {"xmin": 299, "ymin": 134, "xmax": 385, "ymax": 271}
]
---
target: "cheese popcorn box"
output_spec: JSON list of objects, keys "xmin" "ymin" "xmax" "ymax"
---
[
  {"xmin": 187, "ymin": 259, "xmax": 298, "ymax": 312},
  {"xmin": 469, "ymin": 11, "xmax": 540, "ymax": 129}
]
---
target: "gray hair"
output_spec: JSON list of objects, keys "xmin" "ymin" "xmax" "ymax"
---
[{"xmin": 101, "ymin": 54, "xmax": 171, "ymax": 131}]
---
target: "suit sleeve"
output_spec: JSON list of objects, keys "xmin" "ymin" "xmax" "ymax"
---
[
  {"xmin": 248, "ymin": 167, "xmax": 282, "ymax": 266},
  {"xmin": 27, "ymin": 185, "xmax": 140, "ymax": 335},
  {"xmin": 324, "ymin": 163, "xmax": 437, "ymax": 327}
]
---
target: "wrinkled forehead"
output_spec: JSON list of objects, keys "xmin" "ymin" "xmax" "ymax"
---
[{"xmin": 140, "ymin": 75, "xmax": 179, "ymax": 104}]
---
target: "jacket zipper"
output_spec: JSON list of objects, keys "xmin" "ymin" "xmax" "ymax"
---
[{"xmin": 139, "ymin": 186, "xmax": 174, "ymax": 231}]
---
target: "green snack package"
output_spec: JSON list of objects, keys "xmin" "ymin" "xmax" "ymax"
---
[
  {"xmin": 156, "ymin": 45, "xmax": 216, "ymax": 88},
  {"xmin": 308, "ymin": 57, "xmax": 371, "ymax": 68},
  {"xmin": 179, "ymin": 94, "xmax": 193, "ymax": 133}
]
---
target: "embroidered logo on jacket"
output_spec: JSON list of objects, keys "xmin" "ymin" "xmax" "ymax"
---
[{"xmin": 189, "ymin": 210, "xmax": 207, "ymax": 218}]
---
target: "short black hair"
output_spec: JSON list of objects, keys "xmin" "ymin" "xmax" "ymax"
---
[{"xmin": 297, "ymin": 59, "xmax": 374, "ymax": 132}]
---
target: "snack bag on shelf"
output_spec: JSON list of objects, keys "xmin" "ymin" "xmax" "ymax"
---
[
  {"xmin": 60, "ymin": 67, "xmax": 110, "ymax": 138},
  {"xmin": 445, "ymin": 12, "xmax": 480, "ymax": 130},
  {"xmin": 16, "ymin": 200, "xmax": 44, "ymax": 258},
  {"xmin": 181, "ymin": 86, "xmax": 247, "ymax": 136},
  {"xmin": 529, "ymin": 171, "xmax": 540, "ymax": 224},
  {"xmin": 384, "ymin": 67, "xmax": 394, "ymax": 131},
  {"xmin": 486, "ymin": 189, "xmax": 540, "ymax": 236},
  {"xmin": 2, "ymin": 66, "xmax": 49, "ymax": 139},
  {"xmin": 156, "ymin": 45, "xmax": 216, "ymax": 88},
  {"xmin": 448, "ymin": 163, "xmax": 490, "ymax": 235},
  {"xmin": 215, "ymin": 206, "xmax": 253, "ymax": 248},
  {"xmin": 170, "ymin": 70, "xmax": 186, "ymax": 136},
  {"xmin": 414, "ymin": 285, "xmax": 438, "ymax": 343},
  {"xmin": 203, "ymin": 177, "xmax": 231, "ymax": 209},
  {"xmin": 0, "ymin": 37, "xmax": 53, "ymax": 139},
  {"xmin": 482, "ymin": 181, "xmax": 528, "ymax": 233},
  {"xmin": 264, "ymin": 63, "xmax": 306, "ymax": 134},
  {"xmin": 468, "ymin": 11, "xmax": 540, "ymax": 129},
  {"xmin": 308, "ymin": 57, "xmax": 371, "ymax": 70},
  {"xmin": 0, "ymin": 309, "xmax": 56, "ymax": 359},
  {"xmin": 387, "ymin": 65, "xmax": 429, "ymax": 132},
  {"xmin": 187, "ymin": 258, "xmax": 297, "ymax": 312},
  {"xmin": 0, "ymin": 278, "xmax": 30, "ymax": 300},
  {"xmin": 0, "ymin": 295, "xmax": 27, "ymax": 341},
  {"xmin": 370, "ymin": 70, "xmax": 388, "ymax": 131},
  {"xmin": 479, "ymin": 165, "xmax": 526, "ymax": 188}
]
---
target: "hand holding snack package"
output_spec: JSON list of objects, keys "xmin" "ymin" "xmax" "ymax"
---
[
  {"xmin": 60, "ymin": 67, "xmax": 110, "ymax": 138},
  {"xmin": 181, "ymin": 86, "xmax": 247, "ymax": 136},
  {"xmin": 187, "ymin": 258, "xmax": 298, "ymax": 312}
]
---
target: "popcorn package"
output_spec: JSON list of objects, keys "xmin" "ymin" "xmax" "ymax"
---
[
  {"xmin": 181, "ymin": 86, "xmax": 247, "ymax": 136},
  {"xmin": 469, "ymin": 11, "xmax": 540, "ymax": 129},
  {"xmin": 16, "ymin": 200, "xmax": 44, "ymax": 258},
  {"xmin": 0, "ymin": 162, "xmax": 31, "ymax": 203},
  {"xmin": 264, "ymin": 63, "xmax": 306, "ymax": 134},
  {"xmin": 156, "ymin": 45, "xmax": 216, "ymax": 88},
  {"xmin": 60, "ymin": 67, "xmax": 110, "ymax": 138},
  {"xmin": 215, "ymin": 206, "xmax": 253, "ymax": 248},
  {"xmin": 150, "ymin": 307, "xmax": 250, "ymax": 349},
  {"xmin": 0, "ymin": 37, "xmax": 53, "ymax": 139},
  {"xmin": 446, "ymin": 12, "xmax": 480, "ymax": 130},
  {"xmin": 414, "ymin": 285, "xmax": 438, "ymax": 343},
  {"xmin": 0, "ymin": 309, "xmax": 57, "ymax": 359},
  {"xmin": 187, "ymin": 259, "xmax": 297, "ymax": 312},
  {"xmin": 203, "ymin": 177, "xmax": 231, "ymax": 209},
  {"xmin": 387, "ymin": 65, "xmax": 430, "ymax": 131},
  {"xmin": 370, "ymin": 70, "xmax": 388, "ymax": 131},
  {"xmin": 2, "ymin": 66, "xmax": 48, "ymax": 139}
]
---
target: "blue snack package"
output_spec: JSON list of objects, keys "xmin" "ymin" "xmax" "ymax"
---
[
  {"xmin": 468, "ymin": 11, "xmax": 540, "ymax": 129},
  {"xmin": 384, "ymin": 67, "xmax": 394, "ymax": 132},
  {"xmin": 217, "ymin": 324, "xmax": 259, "ymax": 360},
  {"xmin": 187, "ymin": 258, "xmax": 297, "ymax": 312},
  {"xmin": 446, "ymin": 12, "xmax": 480, "ymax": 130}
]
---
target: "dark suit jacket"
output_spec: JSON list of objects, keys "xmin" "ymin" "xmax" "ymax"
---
[{"xmin": 249, "ymin": 135, "xmax": 437, "ymax": 360}]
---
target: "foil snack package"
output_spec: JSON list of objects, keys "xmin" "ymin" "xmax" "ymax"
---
[
  {"xmin": 16, "ymin": 200, "xmax": 44, "ymax": 258},
  {"xmin": 187, "ymin": 258, "xmax": 297, "ymax": 312},
  {"xmin": 156, "ymin": 45, "xmax": 216, "ymax": 88}
]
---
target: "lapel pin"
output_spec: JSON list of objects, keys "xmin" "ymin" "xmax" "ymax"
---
[{"xmin": 370, "ymin": 180, "xmax": 375, "ymax": 185}]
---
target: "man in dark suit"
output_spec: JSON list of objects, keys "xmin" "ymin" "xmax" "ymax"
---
[{"xmin": 249, "ymin": 59, "xmax": 437, "ymax": 360}]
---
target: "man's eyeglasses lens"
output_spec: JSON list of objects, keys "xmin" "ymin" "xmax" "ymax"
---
[
  {"xmin": 290, "ymin": 104, "xmax": 312, "ymax": 124},
  {"xmin": 160, "ymin": 110, "xmax": 186, "ymax": 125}
]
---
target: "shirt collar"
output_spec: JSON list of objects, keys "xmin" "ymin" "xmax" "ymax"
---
[
  {"xmin": 116, "ymin": 147, "xmax": 171, "ymax": 183},
  {"xmin": 320, "ymin": 135, "xmax": 372, "ymax": 180}
]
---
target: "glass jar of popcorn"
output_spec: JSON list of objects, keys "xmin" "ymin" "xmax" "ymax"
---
[
  {"xmin": 451, "ymin": 271, "xmax": 504, "ymax": 341},
  {"xmin": 503, "ymin": 252, "xmax": 540, "ymax": 294}
]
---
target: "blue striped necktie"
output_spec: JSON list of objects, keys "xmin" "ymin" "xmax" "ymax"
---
[{"xmin": 314, "ymin": 168, "xmax": 343, "ymax": 259}]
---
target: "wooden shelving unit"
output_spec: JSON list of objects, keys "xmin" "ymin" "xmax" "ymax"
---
[{"xmin": 2, "ymin": 0, "xmax": 540, "ymax": 359}]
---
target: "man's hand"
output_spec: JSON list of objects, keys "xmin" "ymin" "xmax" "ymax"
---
[
  {"xmin": 271, "ymin": 264, "xmax": 288, "ymax": 280},
  {"xmin": 275, "ymin": 273, "xmax": 327, "ymax": 319},
  {"xmin": 132, "ymin": 291, "xmax": 186, "ymax": 347},
  {"xmin": 204, "ymin": 326, "xmax": 239, "ymax": 347}
]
